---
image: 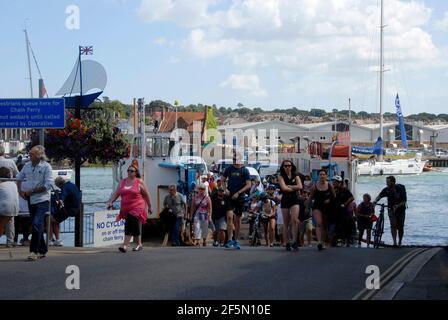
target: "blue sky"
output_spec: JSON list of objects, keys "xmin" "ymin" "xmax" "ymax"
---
[{"xmin": 1, "ymin": 0, "xmax": 447, "ymax": 115}]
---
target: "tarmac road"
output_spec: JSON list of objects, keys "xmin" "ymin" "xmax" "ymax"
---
[{"xmin": 0, "ymin": 245, "xmax": 414, "ymax": 300}]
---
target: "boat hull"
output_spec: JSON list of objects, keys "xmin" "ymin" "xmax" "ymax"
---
[{"xmin": 358, "ymin": 159, "xmax": 427, "ymax": 176}]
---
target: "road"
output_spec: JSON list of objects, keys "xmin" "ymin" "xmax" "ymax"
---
[{"xmin": 0, "ymin": 245, "xmax": 415, "ymax": 300}]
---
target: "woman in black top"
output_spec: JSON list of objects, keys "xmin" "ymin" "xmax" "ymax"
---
[
  {"xmin": 309, "ymin": 170, "xmax": 336, "ymax": 251},
  {"xmin": 278, "ymin": 160, "xmax": 303, "ymax": 251}
]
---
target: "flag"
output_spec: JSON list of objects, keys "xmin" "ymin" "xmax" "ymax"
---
[
  {"xmin": 395, "ymin": 94, "xmax": 408, "ymax": 149},
  {"xmin": 80, "ymin": 46, "xmax": 93, "ymax": 55}
]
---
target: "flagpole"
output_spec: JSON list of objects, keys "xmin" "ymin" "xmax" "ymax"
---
[{"xmin": 75, "ymin": 46, "xmax": 83, "ymax": 247}]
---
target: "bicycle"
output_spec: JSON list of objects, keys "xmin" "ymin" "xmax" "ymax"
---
[
  {"xmin": 249, "ymin": 211, "xmax": 263, "ymax": 247},
  {"xmin": 373, "ymin": 203, "xmax": 386, "ymax": 249}
]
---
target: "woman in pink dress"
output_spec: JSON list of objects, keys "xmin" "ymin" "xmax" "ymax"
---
[{"xmin": 107, "ymin": 164, "xmax": 152, "ymax": 252}]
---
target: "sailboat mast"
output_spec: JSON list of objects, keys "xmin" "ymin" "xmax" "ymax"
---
[
  {"xmin": 379, "ymin": 0, "xmax": 384, "ymax": 145},
  {"xmin": 24, "ymin": 29, "xmax": 33, "ymax": 98}
]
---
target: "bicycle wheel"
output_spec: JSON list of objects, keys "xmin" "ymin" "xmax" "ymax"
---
[
  {"xmin": 250, "ymin": 229, "xmax": 258, "ymax": 246},
  {"xmin": 373, "ymin": 214, "xmax": 384, "ymax": 249}
]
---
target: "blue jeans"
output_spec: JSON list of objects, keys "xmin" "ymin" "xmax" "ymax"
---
[
  {"xmin": 29, "ymin": 201, "xmax": 50, "ymax": 254},
  {"xmin": 171, "ymin": 217, "xmax": 183, "ymax": 245}
]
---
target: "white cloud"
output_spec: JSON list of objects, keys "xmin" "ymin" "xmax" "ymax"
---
[
  {"xmin": 220, "ymin": 74, "xmax": 268, "ymax": 97},
  {"xmin": 183, "ymin": 29, "xmax": 241, "ymax": 58},
  {"xmin": 435, "ymin": 11, "xmax": 448, "ymax": 30},
  {"xmin": 138, "ymin": 0, "xmax": 448, "ymax": 110}
]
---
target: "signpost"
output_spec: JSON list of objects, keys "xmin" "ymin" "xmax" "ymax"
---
[
  {"xmin": 0, "ymin": 98, "xmax": 65, "ymax": 129},
  {"xmin": 93, "ymin": 210, "xmax": 125, "ymax": 247}
]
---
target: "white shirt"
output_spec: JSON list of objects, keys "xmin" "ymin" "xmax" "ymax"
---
[{"xmin": 16, "ymin": 160, "xmax": 53, "ymax": 205}]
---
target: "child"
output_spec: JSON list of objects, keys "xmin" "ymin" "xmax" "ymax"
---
[
  {"xmin": 260, "ymin": 193, "xmax": 276, "ymax": 247},
  {"xmin": 356, "ymin": 193, "xmax": 375, "ymax": 247},
  {"xmin": 248, "ymin": 195, "xmax": 261, "ymax": 239}
]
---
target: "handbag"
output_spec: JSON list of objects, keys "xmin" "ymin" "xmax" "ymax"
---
[{"xmin": 371, "ymin": 215, "xmax": 378, "ymax": 222}]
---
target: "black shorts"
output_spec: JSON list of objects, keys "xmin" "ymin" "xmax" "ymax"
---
[
  {"xmin": 388, "ymin": 210, "xmax": 406, "ymax": 230},
  {"xmin": 52, "ymin": 208, "xmax": 70, "ymax": 223},
  {"xmin": 124, "ymin": 214, "xmax": 142, "ymax": 237},
  {"xmin": 281, "ymin": 194, "xmax": 300, "ymax": 209},
  {"xmin": 225, "ymin": 195, "xmax": 245, "ymax": 217}
]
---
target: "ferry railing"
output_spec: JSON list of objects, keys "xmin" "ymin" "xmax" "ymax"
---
[{"xmin": 58, "ymin": 201, "xmax": 120, "ymax": 246}]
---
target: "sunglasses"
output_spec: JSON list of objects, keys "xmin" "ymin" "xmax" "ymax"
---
[
  {"xmin": 283, "ymin": 165, "xmax": 292, "ymax": 168},
  {"xmin": 127, "ymin": 170, "xmax": 136, "ymax": 173}
]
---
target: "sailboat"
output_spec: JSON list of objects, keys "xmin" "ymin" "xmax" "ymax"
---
[{"xmin": 356, "ymin": 0, "xmax": 426, "ymax": 176}]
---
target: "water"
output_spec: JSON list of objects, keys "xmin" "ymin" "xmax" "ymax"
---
[
  {"xmin": 3, "ymin": 167, "xmax": 447, "ymax": 247},
  {"xmin": 356, "ymin": 170, "xmax": 448, "ymax": 246}
]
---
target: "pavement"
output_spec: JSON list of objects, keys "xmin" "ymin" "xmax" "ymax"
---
[{"xmin": 1, "ymin": 242, "xmax": 445, "ymax": 300}]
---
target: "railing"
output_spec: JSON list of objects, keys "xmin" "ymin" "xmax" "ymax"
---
[{"xmin": 59, "ymin": 201, "xmax": 117, "ymax": 246}]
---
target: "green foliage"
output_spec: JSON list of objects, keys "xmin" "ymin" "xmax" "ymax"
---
[
  {"xmin": 206, "ymin": 107, "xmax": 217, "ymax": 130},
  {"xmin": 27, "ymin": 113, "xmax": 130, "ymax": 165}
]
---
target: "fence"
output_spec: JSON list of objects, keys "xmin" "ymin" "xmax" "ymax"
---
[{"xmin": 59, "ymin": 201, "xmax": 112, "ymax": 246}]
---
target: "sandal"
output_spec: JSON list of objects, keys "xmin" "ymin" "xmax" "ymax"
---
[{"xmin": 132, "ymin": 245, "xmax": 143, "ymax": 252}]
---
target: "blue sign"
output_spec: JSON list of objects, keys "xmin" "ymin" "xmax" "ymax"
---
[{"xmin": 0, "ymin": 98, "xmax": 65, "ymax": 129}]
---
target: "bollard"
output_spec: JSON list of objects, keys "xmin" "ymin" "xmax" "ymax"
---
[
  {"xmin": 75, "ymin": 201, "xmax": 84, "ymax": 247},
  {"xmin": 46, "ymin": 201, "xmax": 51, "ymax": 251}
]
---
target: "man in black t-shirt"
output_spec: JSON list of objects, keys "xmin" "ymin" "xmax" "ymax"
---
[
  {"xmin": 221, "ymin": 155, "xmax": 251, "ymax": 250},
  {"xmin": 374, "ymin": 176, "xmax": 407, "ymax": 247}
]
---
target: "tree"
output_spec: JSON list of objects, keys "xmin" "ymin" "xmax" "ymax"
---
[
  {"xmin": 310, "ymin": 109, "xmax": 327, "ymax": 117},
  {"xmin": 27, "ymin": 113, "xmax": 130, "ymax": 165},
  {"xmin": 205, "ymin": 107, "xmax": 218, "ymax": 143}
]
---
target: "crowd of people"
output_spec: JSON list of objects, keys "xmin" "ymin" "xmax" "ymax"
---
[
  {"xmin": 2, "ymin": 147, "xmax": 407, "ymax": 255},
  {"xmin": 150, "ymin": 157, "xmax": 408, "ymax": 252}
]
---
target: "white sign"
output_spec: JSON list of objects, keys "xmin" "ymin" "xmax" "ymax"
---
[{"xmin": 93, "ymin": 210, "xmax": 125, "ymax": 247}]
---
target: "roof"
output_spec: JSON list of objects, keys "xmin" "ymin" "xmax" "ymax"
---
[
  {"xmin": 359, "ymin": 122, "xmax": 397, "ymax": 130},
  {"xmin": 218, "ymin": 120, "xmax": 305, "ymax": 131},
  {"xmin": 158, "ymin": 112, "xmax": 205, "ymax": 133}
]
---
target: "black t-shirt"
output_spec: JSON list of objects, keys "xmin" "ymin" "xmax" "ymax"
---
[
  {"xmin": 335, "ymin": 188, "xmax": 354, "ymax": 206},
  {"xmin": 211, "ymin": 193, "xmax": 228, "ymax": 221},
  {"xmin": 377, "ymin": 184, "xmax": 407, "ymax": 213},
  {"xmin": 298, "ymin": 197, "xmax": 311, "ymax": 221},
  {"xmin": 223, "ymin": 165, "xmax": 251, "ymax": 196}
]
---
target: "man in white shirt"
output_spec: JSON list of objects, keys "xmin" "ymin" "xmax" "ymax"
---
[{"xmin": 17, "ymin": 145, "xmax": 53, "ymax": 261}]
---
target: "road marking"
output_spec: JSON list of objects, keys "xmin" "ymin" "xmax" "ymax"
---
[
  {"xmin": 372, "ymin": 248, "xmax": 441, "ymax": 300},
  {"xmin": 352, "ymin": 248, "xmax": 426, "ymax": 300}
]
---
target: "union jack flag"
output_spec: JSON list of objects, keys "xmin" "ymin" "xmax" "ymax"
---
[{"xmin": 80, "ymin": 46, "xmax": 93, "ymax": 55}]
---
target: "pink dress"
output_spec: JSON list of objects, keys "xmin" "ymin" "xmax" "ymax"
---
[{"xmin": 116, "ymin": 178, "xmax": 147, "ymax": 224}]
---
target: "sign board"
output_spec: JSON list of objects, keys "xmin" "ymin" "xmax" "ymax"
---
[
  {"xmin": 93, "ymin": 210, "xmax": 125, "ymax": 248},
  {"xmin": 0, "ymin": 98, "xmax": 65, "ymax": 129}
]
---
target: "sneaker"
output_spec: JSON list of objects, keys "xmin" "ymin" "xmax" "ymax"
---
[
  {"xmin": 48, "ymin": 240, "xmax": 54, "ymax": 247},
  {"xmin": 224, "ymin": 240, "xmax": 234, "ymax": 248},
  {"xmin": 213, "ymin": 241, "xmax": 219, "ymax": 247},
  {"xmin": 53, "ymin": 239, "xmax": 64, "ymax": 247},
  {"xmin": 27, "ymin": 253, "xmax": 38, "ymax": 261},
  {"xmin": 118, "ymin": 247, "xmax": 127, "ymax": 253},
  {"xmin": 291, "ymin": 242, "xmax": 299, "ymax": 251},
  {"xmin": 317, "ymin": 243, "xmax": 323, "ymax": 251},
  {"xmin": 234, "ymin": 241, "xmax": 241, "ymax": 250},
  {"xmin": 286, "ymin": 243, "xmax": 291, "ymax": 251}
]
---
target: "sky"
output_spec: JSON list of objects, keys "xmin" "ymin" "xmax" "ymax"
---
[{"xmin": 1, "ymin": 0, "xmax": 447, "ymax": 115}]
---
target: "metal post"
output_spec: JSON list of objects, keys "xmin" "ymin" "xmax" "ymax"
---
[
  {"xmin": 74, "ymin": 47, "xmax": 83, "ymax": 247},
  {"xmin": 379, "ymin": 0, "xmax": 385, "ymax": 161},
  {"xmin": 38, "ymin": 79, "xmax": 45, "ymax": 145}
]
